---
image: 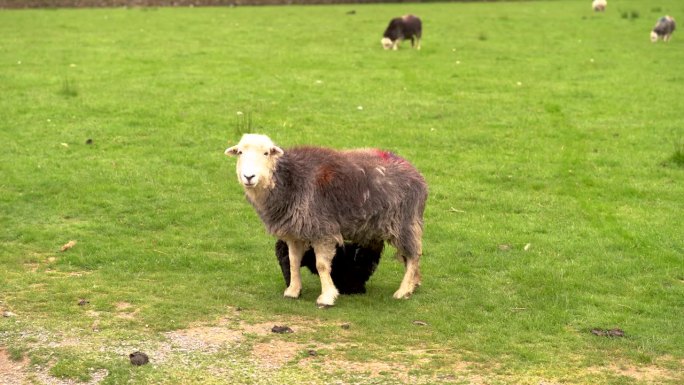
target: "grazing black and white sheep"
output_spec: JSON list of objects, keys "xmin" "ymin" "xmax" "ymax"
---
[
  {"xmin": 592, "ymin": 0, "xmax": 606, "ymax": 12},
  {"xmin": 651, "ymin": 16, "xmax": 676, "ymax": 42},
  {"xmin": 381, "ymin": 14, "xmax": 422, "ymax": 50},
  {"xmin": 275, "ymin": 239, "xmax": 382, "ymax": 295},
  {"xmin": 225, "ymin": 134, "xmax": 428, "ymax": 307}
]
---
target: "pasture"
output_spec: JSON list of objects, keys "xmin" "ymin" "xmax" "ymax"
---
[{"xmin": 1, "ymin": 0, "xmax": 683, "ymax": 383}]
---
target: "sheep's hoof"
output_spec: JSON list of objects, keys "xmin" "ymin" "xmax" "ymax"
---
[
  {"xmin": 393, "ymin": 289, "xmax": 413, "ymax": 299},
  {"xmin": 283, "ymin": 287, "xmax": 301, "ymax": 299},
  {"xmin": 316, "ymin": 292, "xmax": 338, "ymax": 308}
]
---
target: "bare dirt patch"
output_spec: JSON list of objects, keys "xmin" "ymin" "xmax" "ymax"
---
[
  {"xmin": 252, "ymin": 339, "xmax": 302, "ymax": 369},
  {"xmin": 335, "ymin": 359, "xmax": 413, "ymax": 381},
  {"xmin": 163, "ymin": 316, "xmax": 317, "ymax": 354},
  {"xmin": 242, "ymin": 320, "xmax": 315, "ymax": 336},
  {"xmin": 24, "ymin": 262, "xmax": 40, "ymax": 272},
  {"xmin": 43, "ymin": 270, "xmax": 92, "ymax": 278},
  {"xmin": 0, "ymin": 348, "xmax": 29, "ymax": 385},
  {"xmin": 114, "ymin": 302, "xmax": 132, "ymax": 311},
  {"xmin": 308, "ymin": 348, "xmax": 461, "ymax": 384},
  {"xmin": 224, "ymin": 317, "xmax": 481, "ymax": 383},
  {"xmin": 165, "ymin": 326, "xmax": 244, "ymax": 353},
  {"xmin": 589, "ymin": 363, "xmax": 678, "ymax": 383},
  {"xmin": 114, "ymin": 302, "xmax": 139, "ymax": 320}
]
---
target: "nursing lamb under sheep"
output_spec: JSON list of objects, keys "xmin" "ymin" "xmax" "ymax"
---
[
  {"xmin": 225, "ymin": 134, "xmax": 428, "ymax": 307},
  {"xmin": 275, "ymin": 240, "xmax": 383, "ymax": 295}
]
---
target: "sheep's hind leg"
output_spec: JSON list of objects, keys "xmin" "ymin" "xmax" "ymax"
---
[
  {"xmin": 312, "ymin": 240, "xmax": 340, "ymax": 308},
  {"xmin": 393, "ymin": 255, "xmax": 421, "ymax": 299},
  {"xmin": 393, "ymin": 226, "xmax": 423, "ymax": 299},
  {"xmin": 283, "ymin": 239, "xmax": 306, "ymax": 299}
]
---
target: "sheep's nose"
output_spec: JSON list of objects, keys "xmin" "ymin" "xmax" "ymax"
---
[{"xmin": 244, "ymin": 174, "xmax": 255, "ymax": 183}]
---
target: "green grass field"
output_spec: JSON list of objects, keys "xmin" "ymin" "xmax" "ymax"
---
[{"xmin": 1, "ymin": 1, "xmax": 683, "ymax": 383}]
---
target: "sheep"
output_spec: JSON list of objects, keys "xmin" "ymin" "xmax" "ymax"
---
[
  {"xmin": 275, "ymin": 240, "xmax": 382, "ymax": 295},
  {"xmin": 225, "ymin": 134, "xmax": 428, "ymax": 307},
  {"xmin": 651, "ymin": 16, "xmax": 676, "ymax": 42},
  {"xmin": 592, "ymin": 0, "xmax": 606, "ymax": 12},
  {"xmin": 381, "ymin": 14, "xmax": 422, "ymax": 50}
]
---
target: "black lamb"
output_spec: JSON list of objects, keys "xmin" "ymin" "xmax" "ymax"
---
[{"xmin": 275, "ymin": 240, "xmax": 383, "ymax": 295}]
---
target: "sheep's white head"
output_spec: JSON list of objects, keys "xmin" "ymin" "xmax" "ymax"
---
[
  {"xmin": 650, "ymin": 31, "xmax": 659, "ymax": 42},
  {"xmin": 381, "ymin": 37, "xmax": 394, "ymax": 50},
  {"xmin": 225, "ymin": 134, "xmax": 284, "ymax": 190}
]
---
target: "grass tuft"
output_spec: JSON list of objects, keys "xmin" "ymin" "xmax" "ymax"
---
[
  {"xmin": 7, "ymin": 346, "xmax": 25, "ymax": 362},
  {"xmin": 234, "ymin": 110, "xmax": 254, "ymax": 137},
  {"xmin": 58, "ymin": 77, "xmax": 78, "ymax": 98},
  {"xmin": 664, "ymin": 139, "xmax": 684, "ymax": 167},
  {"xmin": 621, "ymin": 10, "xmax": 640, "ymax": 20}
]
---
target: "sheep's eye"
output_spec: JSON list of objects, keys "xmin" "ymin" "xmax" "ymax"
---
[
  {"xmin": 237, "ymin": 150, "xmax": 242, "ymax": 155},
  {"xmin": 263, "ymin": 152, "xmax": 269, "ymax": 156}
]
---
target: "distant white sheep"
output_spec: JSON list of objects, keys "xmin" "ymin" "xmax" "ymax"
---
[
  {"xmin": 651, "ymin": 16, "xmax": 676, "ymax": 42},
  {"xmin": 225, "ymin": 134, "xmax": 428, "ymax": 307},
  {"xmin": 592, "ymin": 0, "xmax": 606, "ymax": 12}
]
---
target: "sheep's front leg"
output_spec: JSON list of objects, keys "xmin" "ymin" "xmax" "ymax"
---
[
  {"xmin": 283, "ymin": 239, "xmax": 306, "ymax": 299},
  {"xmin": 312, "ymin": 241, "xmax": 339, "ymax": 308}
]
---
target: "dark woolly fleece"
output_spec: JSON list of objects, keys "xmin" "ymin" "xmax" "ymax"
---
[
  {"xmin": 653, "ymin": 16, "xmax": 676, "ymax": 36},
  {"xmin": 247, "ymin": 146, "xmax": 428, "ymax": 257}
]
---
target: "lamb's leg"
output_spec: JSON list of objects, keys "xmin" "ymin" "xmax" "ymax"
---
[
  {"xmin": 312, "ymin": 240, "xmax": 339, "ymax": 308},
  {"xmin": 283, "ymin": 239, "xmax": 306, "ymax": 299}
]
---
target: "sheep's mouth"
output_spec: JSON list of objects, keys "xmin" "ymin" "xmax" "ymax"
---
[{"xmin": 243, "ymin": 182, "xmax": 257, "ymax": 188}]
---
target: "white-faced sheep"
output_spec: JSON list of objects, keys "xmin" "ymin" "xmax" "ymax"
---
[
  {"xmin": 651, "ymin": 16, "xmax": 676, "ymax": 42},
  {"xmin": 592, "ymin": 0, "xmax": 606, "ymax": 12},
  {"xmin": 381, "ymin": 14, "xmax": 422, "ymax": 50},
  {"xmin": 225, "ymin": 134, "xmax": 428, "ymax": 307}
]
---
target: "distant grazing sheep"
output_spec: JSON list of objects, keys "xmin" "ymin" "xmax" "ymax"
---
[
  {"xmin": 275, "ymin": 240, "xmax": 382, "ymax": 295},
  {"xmin": 381, "ymin": 14, "xmax": 422, "ymax": 50},
  {"xmin": 651, "ymin": 16, "xmax": 676, "ymax": 42},
  {"xmin": 592, "ymin": 0, "xmax": 606, "ymax": 12},
  {"xmin": 225, "ymin": 134, "xmax": 427, "ymax": 307}
]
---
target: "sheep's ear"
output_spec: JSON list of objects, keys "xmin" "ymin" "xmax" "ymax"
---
[
  {"xmin": 270, "ymin": 146, "xmax": 284, "ymax": 156},
  {"xmin": 225, "ymin": 145, "xmax": 239, "ymax": 156}
]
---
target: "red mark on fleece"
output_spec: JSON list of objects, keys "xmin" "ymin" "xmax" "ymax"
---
[
  {"xmin": 373, "ymin": 149, "xmax": 405, "ymax": 163},
  {"xmin": 316, "ymin": 165, "xmax": 336, "ymax": 187}
]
